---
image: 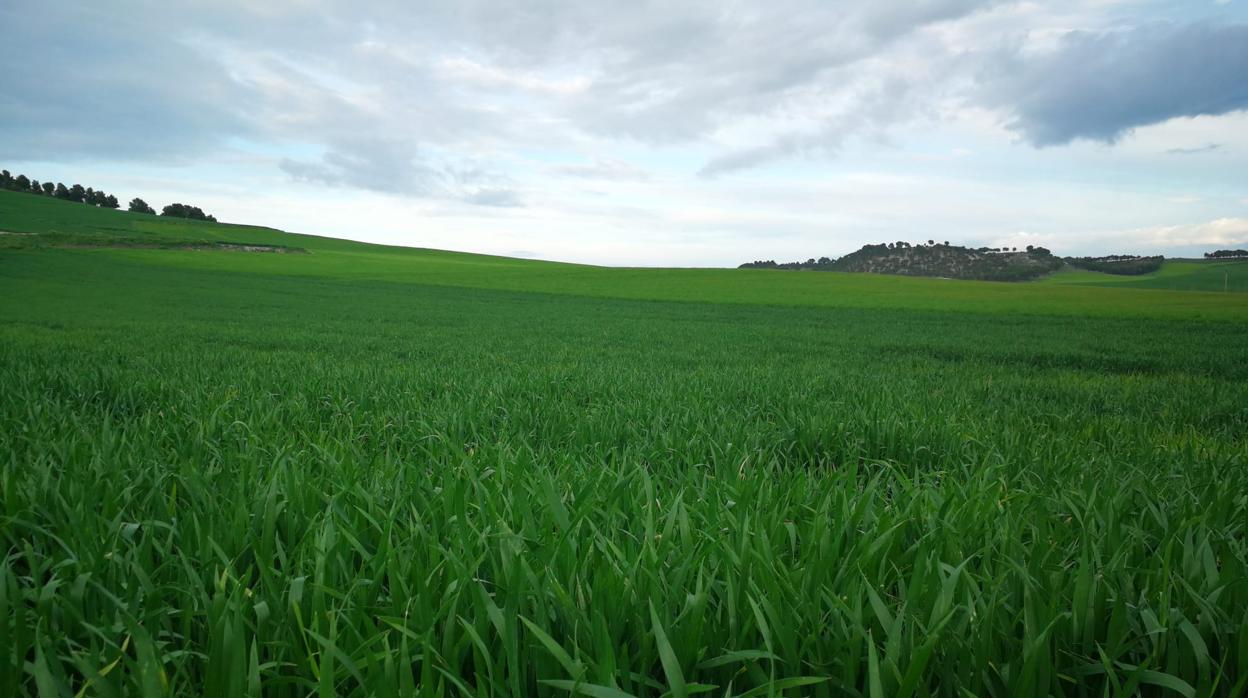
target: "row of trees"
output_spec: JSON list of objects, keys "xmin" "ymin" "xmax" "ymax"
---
[
  {"xmin": 1065, "ymin": 255, "xmax": 1163, "ymax": 275},
  {"xmin": 1205, "ymin": 249, "xmax": 1248, "ymax": 259},
  {"xmin": 1, "ymin": 170, "xmax": 120, "ymax": 208},
  {"xmin": 2, "ymin": 169, "xmax": 217, "ymax": 222},
  {"xmin": 740, "ymin": 257, "xmax": 835, "ymax": 270},
  {"xmin": 740, "ymin": 241, "xmax": 1063, "ymax": 281}
]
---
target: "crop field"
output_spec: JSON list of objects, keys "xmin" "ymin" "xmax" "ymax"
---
[
  {"xmin": 1044, "ymin": 261, "xmax": 1248, "ymax": 294},
  {"xmin": 2, "ymin": 192, "xmax": 1248, "ymax": 697}
]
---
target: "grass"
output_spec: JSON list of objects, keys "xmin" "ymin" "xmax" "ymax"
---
[
  {"xmin": 1044, "ymin": 260, "xmax": 1248, "ymax": 294},
  {"xmin": 2, "ymin": 192, "xmax": 1247, "ymax": 697},
  {"xmin": 4, "ymin": 191, "xmax": 1246, "ymax": 321}
]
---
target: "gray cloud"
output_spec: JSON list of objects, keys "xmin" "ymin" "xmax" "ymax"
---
[
  {"xmin": 280, "ymin": 139, "xmax": 444, "ymax": 195},
  {"xmin": 279, "ymin": 137, "xmax": 524, "ymax": 207},
  {"xmin": 699, "ymin": 73, "xmax": 925, "ymax": 176},
  {"xmin": 1166, "ymin": 143, "xmax": 1222, "ymax": 155},
  {"xmin": 982, "ymin": 22, "xmax": 1248, "ymax": 146},
  {"xmin": 1, "ymin": 1, "xmax": 1002, "ymax": 174},
  {"xmin": 5, "ymin": 0, "xmax": 1247, "ymax": 188},
  {"xmin": 0, "ymin": 4, "xmax": 257, "ymax": 162},
  {"xmin": 463, "ymin": 188, "xmax": 524, "ymax": 208}
]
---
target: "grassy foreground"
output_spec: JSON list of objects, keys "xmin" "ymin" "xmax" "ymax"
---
[{"xmin": 2, "ymin": 193, "xmax": 1247, "ymax": 697}]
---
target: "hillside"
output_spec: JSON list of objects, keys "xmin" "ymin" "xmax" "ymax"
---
[
  {"xmin": 742, "ymin": 242, "xmax": 1064, "ymax": 281},
  {"xmin": 742, "ymin": 239, "xmax": 1248, "ymax": 292},
  {"xmin": 4, "ymin": 192, "xmax": 1246, "ymax": 321},
  {"xmin": 831, "ymin": 243, "xmax": 1063, "ymax": 281},
  {"xmin": 1045, "ymin": 258, "xmax": 1248, "ymax": 293}
]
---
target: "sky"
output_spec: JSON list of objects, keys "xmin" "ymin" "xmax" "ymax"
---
[{"xmin": 2, "ymin": 1, "xmax": 1247, "ymax": 267}]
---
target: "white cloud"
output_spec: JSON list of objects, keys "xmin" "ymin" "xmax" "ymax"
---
[
  {"xmin": 548, "ymin": 158, "xmax": 650, "ymax": 181},
  {"xmin": 436, "ymin": 57, "xmax": 591, "ymax": 95},
  {"xmin": 4, "ymin": 1, "xmax": 1248, "ymax": 265},
  {"xmin": 991, "ymin": 218, "xmax": 1248, "ymax": 254}
]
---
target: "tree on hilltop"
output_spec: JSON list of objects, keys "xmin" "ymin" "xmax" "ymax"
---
[
  {"xmin": 128, "ymin": 198, "xmax": 156, "ymax": 214},
  {"xmin": 161, "ymin": 202, "xmax": 217, "ymax": 222},
  {"xmin": 1205, "ymin": 249, "xmax": 1248, "ymax": 259}
]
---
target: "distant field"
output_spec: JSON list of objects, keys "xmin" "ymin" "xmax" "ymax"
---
[
  {"xmin": 1045, "ymin": 259, "xmax": 1248, "ymax": 293},
  {"xmin": 2, "ymin": 191, "xmax": 1247, "ymax": 697},
  {"xmin": 3, "ymin": 191, "xmax": 1245, "ymax": 321}
]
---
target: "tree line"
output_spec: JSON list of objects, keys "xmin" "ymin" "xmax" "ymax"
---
[
  {"xmin": 1066, "ymin": 255, "xmax": 1163, "ymax": 275},
  {"xmin": 740, "ymin": 241, "xmax": 1055, "ymax": 272},
  {"xmin": 1, "ymin": 169, "xmax": 217, "ymax": 222},
  {"xmin": 1204, "ymin": 249, "xmax": 1248, "ymax": 259},
  {"xmin": 740, "ymin": 241, "xmax": 1064, "ymax": 281}
]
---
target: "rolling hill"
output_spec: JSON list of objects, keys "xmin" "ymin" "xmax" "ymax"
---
[
  {"xmin": 2, "ymin": 188, "xmax": 1247, "ymax": 697},
  {"xmin": 2, "ymin": 190, "xmax": 1244, "ymax": 320}
]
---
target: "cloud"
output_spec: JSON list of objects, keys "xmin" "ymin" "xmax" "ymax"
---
[
  {"xmin": 549, "ymin": 158, "xmax": 650, "ymax": 181},
  {"xmin": 0, "ymin": 0, "xmax": 1038, "ymax": 180},
  {"xmin": 280, "ymin": 139, "xmax": 444, "ymax": 195},
  {"xmin": 463, "ymin": 188, "xmax": 524, "ymax": 207},
  {"xmin": 982, "ymin": 22, "xmax": 1248, "ymax": 147},
  {"xmin": 279, "ymin": 136, "xmax": 521, "ymax": 206},
  {"xmin": 4, "ymin": 0, "xmax": 1247, "ymax": 264},
  {"xmin": 1166, "ymin": 143, "xmax": 1222, "ymax": 155},
  {"xmin": 0, "ymin": 4, "xmax": 258, "ymax": 162},
  {"xmin": 1131, "ymin": 217, "xmax": 1248, "ymax": 247},
  {"xmin": 436, "ymin": 57, "xmax": 590, "ymax": 95},
  {"xmin": 698, "ymin": 72, "xmax": 924, "ymax": 176},
  {"xmin": 993, "ymin": 218, "xmax": 1248, "ymax": 253}
]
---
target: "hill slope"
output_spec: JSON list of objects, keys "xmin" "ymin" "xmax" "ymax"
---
[
  {"xmin": 830, "ymin": 243, "xmax": 1062, "ymax": 281},
  {"xmin": 1045, "ymin": 259, "xmax": 1248, "ymax": 293},
  {"xmin": 3, "ymin": 191, "xmax": 1244, "ymax": 320}
]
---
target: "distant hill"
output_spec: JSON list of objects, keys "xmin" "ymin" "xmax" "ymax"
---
[
  {"xmin": 742, "ymin": 242, "xmax": 1063, "ymax": 281},
  {"xmin": 1065, "ymin": 255, "xmax": 1163, "ymax": 275}
]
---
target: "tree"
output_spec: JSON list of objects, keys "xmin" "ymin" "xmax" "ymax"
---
[
  {"xmin": 41, "ymin": 182, "xmax": 55, "ymax": 196},
  {"xmin": 1205, "ymin": 249, "xmax": 1248, "ymax": 259},
  {"xmin": 103, "ymin": 194, "xmax": 119, "ymax": 209},
  {"xmin": 161, "ymin": 202, "xmax": 216, "ymax": 221},
  {"xmin": 54, "ymin": 183, "xmax": 70, "ymax": 200},
  {"xmin": 15, "ymin": 175, "xmax": 30, "ymax": 191},
  {"xmin": 128, "ymin": 198, "xmax": 156, "ymax": 214},
  {"xmin": 69, "ymin": 184, "xmax": 86, "ymax": 202},
  {"xmin": 30, "ymin": 179, "xmax": 42, "ymax": 194},
  {"xmin": 0, "ymin": 170, "xmax": 10, "ymax": 189},
  {"xmin": 85, "ymin": 188, "xmax": 98, "ymax": 205}
]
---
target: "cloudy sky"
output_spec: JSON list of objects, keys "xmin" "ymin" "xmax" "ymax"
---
[{"xmin": 3, "ymin": 1, "xmax": 1247, "ymax": 266}]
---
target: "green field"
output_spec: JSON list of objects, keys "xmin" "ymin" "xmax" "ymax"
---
[
  {"xmin": 1044, "ymin": 261, "xmax": 1248, "ymax": 294},
  {"xmin": 2, "ymin": 190, "xmax": 1247, "ymax": 697}
]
